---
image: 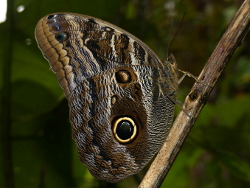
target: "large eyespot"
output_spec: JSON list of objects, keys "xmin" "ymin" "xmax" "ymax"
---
[
  {"xmin": 113, "ymin": 117, "xmax": 137, "ymax": 144},
  {"xmin": 115, "ymin": 70, "xmax": 131, "ymax": 83},
  {"xmin": 55, "ymin": 32, "xmax": 67, "ymax": 41}
]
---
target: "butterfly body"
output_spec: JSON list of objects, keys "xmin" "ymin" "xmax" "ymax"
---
[{"xmin": 35, "ymin": 13, "xmax": 178, "ymax": 182}]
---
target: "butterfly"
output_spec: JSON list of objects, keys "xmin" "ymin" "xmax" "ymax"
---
[{"xmin": 35, "ymin": 12, "xmax": 178, "ymax": 183}]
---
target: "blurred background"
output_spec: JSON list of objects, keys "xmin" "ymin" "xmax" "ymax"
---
[{"xmin": 0, "ymin": 0, "xmax": 250, "ymax": 187}]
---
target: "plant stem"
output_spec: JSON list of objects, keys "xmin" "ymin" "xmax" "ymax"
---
[{"xmin": 139, "ymin": 0, "xmax": 250, "ymax": 187}]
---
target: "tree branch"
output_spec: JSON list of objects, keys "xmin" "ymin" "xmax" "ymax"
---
[{"xmin": 139, "ymin": 0, "xmax": 250, "ymax": 187}]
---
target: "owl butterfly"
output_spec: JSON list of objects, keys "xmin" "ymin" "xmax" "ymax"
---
[{"xmin": 35, "ymin": 12, "xmax": 178, "ymax": 183}]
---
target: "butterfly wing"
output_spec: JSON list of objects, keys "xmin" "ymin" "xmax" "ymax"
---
[{"xmin": 35, "ymin": 12, "xmax": 178, "ymax": 183}]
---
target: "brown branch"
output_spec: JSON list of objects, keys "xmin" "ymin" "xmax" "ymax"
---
[{"xmin": 138, "ymin": 0, "xmax": 250, "ymax": 187}]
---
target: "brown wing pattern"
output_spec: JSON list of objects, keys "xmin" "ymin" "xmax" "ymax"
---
[{"xmin": 35, "ymin": 12, "xmax": 178, "ymax": 182}]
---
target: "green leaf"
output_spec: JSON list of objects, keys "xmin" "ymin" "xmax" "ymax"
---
[
  {"xmin": 11, "ymin": 79, "xmax": 59, "ymax": 119},
  {"xmin": 218, "ymin": 151, "xmax": 250, "ymax": 181}
]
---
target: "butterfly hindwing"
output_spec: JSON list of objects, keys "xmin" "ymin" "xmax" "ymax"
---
[{"xmin": 35, "ymin": 12, "xmax": 178, "ymax": 182}]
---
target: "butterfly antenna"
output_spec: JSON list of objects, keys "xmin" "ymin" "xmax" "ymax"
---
[
  {"xmin": 166, "ymin": 19, "xmax": 174, "ymax": 58},
  {"xmin": 168, "ymin": 12, "xmax": 186, "ymax": 54}
]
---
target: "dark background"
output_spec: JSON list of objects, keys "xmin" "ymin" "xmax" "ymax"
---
[{"xmin": 1, "ymin": 0, "xmax": 250, "ymax": 187}]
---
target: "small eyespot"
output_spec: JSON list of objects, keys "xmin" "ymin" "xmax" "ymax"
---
[
  {"xmin": 55, "ymin": 32, "xmax": 67, "ymax": 41},
  {"xmin": 111, "ymin": 95, "xmax": 117, "ymax": 105},
  {"xmin": 113, "ymin": 117, "xmax": 137, "ymax": 144},
  {"xmin": 51, "ymin": 25, "xmax": 61, "ymax": 31},
  {"xmin": 88, "ymin": 18, "xmax": 97, "ymax": 24},
  {"xmin": 115, "ymin": 70, "xmax": 131, "ymax": 83},
  {"xmin": 48, "ymin": 14, "xmax": 56, "ymax": 19},
  {"xmin": 104, "ymin": 27, "xmax": 114, "ymax": 32}
]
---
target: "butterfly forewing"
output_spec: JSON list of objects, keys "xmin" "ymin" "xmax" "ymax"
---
[{"xmin": 35, "ymin": 12, "xmax": 178, "ymax": 183}]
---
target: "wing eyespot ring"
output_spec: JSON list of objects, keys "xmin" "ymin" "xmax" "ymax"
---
[{"xmin": 112, "ymin": 117, "xmax": 137, "ymax": 144}]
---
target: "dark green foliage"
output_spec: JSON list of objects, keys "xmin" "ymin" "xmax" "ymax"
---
[{"xmin": 0, "ymin": 0, "xmax": 249, "ymax": 187}]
